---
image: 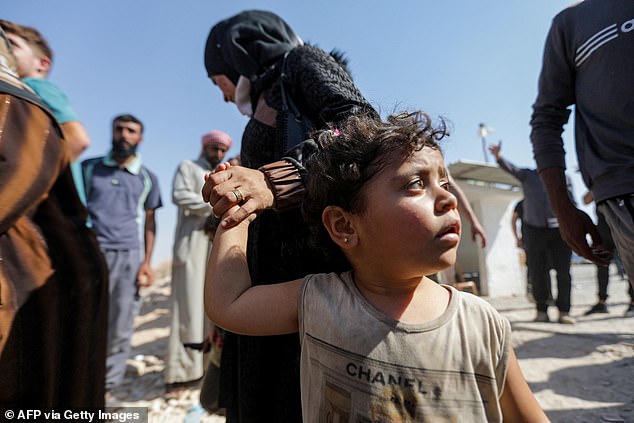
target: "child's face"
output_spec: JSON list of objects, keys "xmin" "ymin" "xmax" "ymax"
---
[
  {"xmin": 353, "ymin": 146, "xmax": 460, "ymax": 277},
  {"xmin": 5, "ymin": 33, "xmax": 42, "ymax": 78}
]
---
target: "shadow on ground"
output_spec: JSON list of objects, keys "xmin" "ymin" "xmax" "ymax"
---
[{"xmin": 512, "ymin": 325, "xmax": 632, "ymax": 360}]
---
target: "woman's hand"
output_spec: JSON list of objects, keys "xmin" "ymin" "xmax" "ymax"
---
[{"xmin": 202, "ymin": 163, "xmax": 275, "ymax": 228}]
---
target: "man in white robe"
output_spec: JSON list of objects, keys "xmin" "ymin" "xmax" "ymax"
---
[{"xmin": 165, "ymin": 130, "xmax": 232, "ymax": 391}]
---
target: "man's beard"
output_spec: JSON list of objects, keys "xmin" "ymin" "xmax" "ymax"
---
[
  {"xmin": 206, "ymin": 155, "xmax": 220, "ymax": 168},
  {"xmin": 112, "ymin": 139, "xmax": 137, "ymax": 160}
]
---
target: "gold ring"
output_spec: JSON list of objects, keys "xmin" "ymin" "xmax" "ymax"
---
[{"xmin": 232, "ymin": 188, "xmax": 244, "ymax": 203}]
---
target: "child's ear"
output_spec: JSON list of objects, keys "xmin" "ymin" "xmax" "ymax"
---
[
  {"xmin": 322, "ymin": 206, "xmax": 356, "ymax": 248},
  {"xmin": 38, "ymin": 55, "xmax": 51, "ymax": 74}
]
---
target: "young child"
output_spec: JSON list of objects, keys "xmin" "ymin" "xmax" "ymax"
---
[
  {"xmin": 205, "ymin": 112, "xmax": 549, "ymax": 422},
  {"xmin": 0, "ymin": 19, "xmax": 90, "ymax": 202}
]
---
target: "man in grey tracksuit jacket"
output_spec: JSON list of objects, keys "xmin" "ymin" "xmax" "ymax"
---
[{"xmin": 530, "ymin": 0, "xmax": 634, "ymax": 308}]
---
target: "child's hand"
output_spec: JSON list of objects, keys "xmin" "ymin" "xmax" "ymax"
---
[
  {"xmin": 213, "ymin": 162, "xmax": 232, "ymax": 174},
  {"xmin": 221, "ymin": 204, "xmax": 256, "ymax": 226},
  {"xmin": 203, "ymin": 162, "xmax": 235, "ymax": 219},
  {"xmin": 202, "ymin": 162, "xmax": 233, "ymax": 198}
]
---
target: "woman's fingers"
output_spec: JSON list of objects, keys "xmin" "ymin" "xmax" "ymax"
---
[{"xmin": 202, "ymin": 165, "xmax": 276, "ymax": 225}]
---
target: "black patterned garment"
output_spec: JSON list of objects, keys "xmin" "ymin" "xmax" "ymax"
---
[{"xmin": 219, "ymin": 44, "xmax": 376, "ymax": 423}]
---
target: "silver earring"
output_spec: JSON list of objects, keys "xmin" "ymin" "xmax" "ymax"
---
[{"xmin": 344, "ymin": 237, "xmax": 349, "ymax": 243}]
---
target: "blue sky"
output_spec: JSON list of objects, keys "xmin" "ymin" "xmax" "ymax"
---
[{"xmin": 4, "ymin": 1, "xmax": 581, "ymax": 263}]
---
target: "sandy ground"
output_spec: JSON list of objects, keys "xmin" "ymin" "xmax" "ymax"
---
[{"xmin": 106, "ymin": 262, "xmax": 634, "ymax": 423}]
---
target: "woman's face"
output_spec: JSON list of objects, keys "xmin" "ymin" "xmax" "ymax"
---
[{"xmin": 211, "ymin": 74, "xmax": 236, "ymax": 103}]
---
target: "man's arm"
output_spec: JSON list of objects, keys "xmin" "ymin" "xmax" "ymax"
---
[
  {"xmin": 539, "ymin": 168, "xmax": 609, "ymax": 265},
  {"xmin": 529, "ymin": 17, "xmax": 611, "ymax": 265},
  {"xmin": 511, "ymin": 211, "xmax": 522, "ymax": 249},
  {"xmin": 489, "ymin": 141, "xmax": 524, "ymax": 181},
  {"xmin": 529, "ymin": 15, "xmax": 574, "ymax": 176},
  {"xmin": 137, "ymin": 209, "xmax": 157, "ymax": 287},
  {"xmin": 21, "ymin": 79, "xmax": 89, "ymax": 162},
  {"xmin": 60, "ymin": 121, "xmax": 90, "ymax": 162}
]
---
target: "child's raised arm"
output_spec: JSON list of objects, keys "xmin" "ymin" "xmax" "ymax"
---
[
  {"xmin": 204, "ymin": 208, "xmax": 302, "ymax": 336},
  {"xmin": 500, "ymin": 347, "xmax": 551, "ymax": 422}
]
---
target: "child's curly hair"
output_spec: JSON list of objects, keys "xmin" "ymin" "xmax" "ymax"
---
[{"xmin": 302, "ymin": 111, "xmax": 449, "ymax": 271}]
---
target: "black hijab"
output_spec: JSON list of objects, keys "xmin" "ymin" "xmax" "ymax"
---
[{"xmin": 204, "ymin": 10, "xmax": 302, "ymax": 84}]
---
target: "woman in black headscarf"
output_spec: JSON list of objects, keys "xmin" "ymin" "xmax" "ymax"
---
[{"xmin": 201, "ymin": 10, "xmax": 376, "ymax": 422}]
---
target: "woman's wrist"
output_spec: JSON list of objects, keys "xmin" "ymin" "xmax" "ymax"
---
[{"xmin": 259, "ymin": 159, "xmax": 306, "ymax": 212}]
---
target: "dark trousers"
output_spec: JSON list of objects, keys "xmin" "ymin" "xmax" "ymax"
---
[
  {"xmin": 596, "ymin": 265, "xmax": 634, "ymax": 301},
  {"xmin": 523, "ymin": 225, "xmax": 572, "ymax": 313},
  {"xmin": 597, "ymin": 265, "xmax": 609, "ymax": 301}
]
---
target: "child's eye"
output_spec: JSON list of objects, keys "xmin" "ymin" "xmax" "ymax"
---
[
  {"xmin": 408, "ymin": 179, "xmax": 425, "ymax": 190},
  {"xmin": 441, "ymin": 181, "xmax": 451, "ymax": 191}
]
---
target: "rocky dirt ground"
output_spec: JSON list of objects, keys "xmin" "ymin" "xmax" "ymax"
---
[{"xmin": 106, "ymin": 262, "xmax": 634, "ymax": 423}]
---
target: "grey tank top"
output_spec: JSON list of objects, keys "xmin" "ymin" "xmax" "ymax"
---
[{"xmin": 298, "ymin": 271, "xmax": 510, "ymax": 422}]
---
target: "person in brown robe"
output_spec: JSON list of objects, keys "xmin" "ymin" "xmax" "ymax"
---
[{"xmin": 0, "ymin": 27, "xmax": 108, "ymax": 410}]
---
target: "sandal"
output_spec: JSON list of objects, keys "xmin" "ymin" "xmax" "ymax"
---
[{"xmin": 164, "ymin": 378, "xmax": 203, "ymax": 399}]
